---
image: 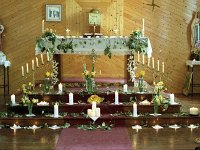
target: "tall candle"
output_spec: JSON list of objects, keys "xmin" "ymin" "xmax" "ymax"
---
[
  {"xmin": 123, "ymin": 84, "xmax": 128, "ymax": 93},
  {"xmin": 36, "ymin": 57, "xmax": 39, "ymax": 67},
  {"xmin": 54, "ymin": 103, "xmax": 59, "ymax": 118},
  {"xmin": 169, "ymin": 93, "xmax": 174, "ymax": 104},
  {"xmin": 147, "ymin": 58, "xmax": 150, "ymax": 67},
  {"xmin": 58, "ymin": 83, "xmax": 63, "ymax": 93},
  {"xmin": 152, "ymin": 57, "xmax": 154, "ymax": 68},
  {"xmin": 21, "ymin": 66, "xmax": 24, "ymax": 76},
  {"xmin": 11, "ymin": 94, "xmax": 15, "ymax": 105},
  {"xmin": 137, "ymin": 51, "xmax": 140, "ymax": 62},
  {"xmin": 162, "ymin": 62, "xmax": 164, "ymax": 73},
  {"xmin": 41, "ymin": 54, "xmax": 44, "ymax": 64},
  {"xmin": 115, "ymin": 90, "xmax": 119, "ymax": 104},
  {"xmin": 142, "ymin": 18, "xmax": 145, "ymax": 36},
  {"xmin": 133, "ymin": 102, "xmax": 138, "ymax": 117},
  {"xmin": 26, "ymin": 63, "xmax": 29, "ymax": 73},
  {"xmin": 42, "ymin": 19, "xmax": 44, "ymax": 33},
  {"xmin": 32, "ymin": 59, "xmax": 34, "ymax": 71},
  {"xmin": 47, "ymin": 52, "xmax": 50, "ymax": 61},
  {"xmin": 157, "ymin": 60, "xmax": 160, "ymax": 71},
  {"xmin": 142, "ymin": 54, "xmax": 145, "ymax": 64},
  {"xmin": 69, "ymin": 92, "xmax": 74, "ymax": 105}
]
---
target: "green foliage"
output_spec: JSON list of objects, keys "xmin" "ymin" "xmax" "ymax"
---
[{"xmin": 104, "ymin": 45, "xmax": 112, "ymax": 58}]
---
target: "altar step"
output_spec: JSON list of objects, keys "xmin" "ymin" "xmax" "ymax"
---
[{"xmin": 0, "ymin": 114, "xmax": 199, "ymax": 127}]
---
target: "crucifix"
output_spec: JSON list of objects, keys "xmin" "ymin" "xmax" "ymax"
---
[{"xmin": 146, "ymin": 0, "xmax": 160, "ymax": 11}]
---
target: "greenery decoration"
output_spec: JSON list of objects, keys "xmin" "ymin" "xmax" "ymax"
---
[
  {"xmin": 77, "ymin": 122, "xmax": 113, "ymax": 131},
  {"xmin": 57, "ymin": 40, "xmax": 74, "ymax": 53},
  {"xmin": 104, "ymin": 45, "xmax": 112, "ymax": 58}
]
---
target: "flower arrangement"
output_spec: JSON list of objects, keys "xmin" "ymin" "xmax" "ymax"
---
[
  {"xmin": 87, "ymin": 95, "xmax": 104, "ymax": 104},
  {"xmin": 22, "ymin": 97, "xmax": 38, "ymax": 105},
  {"xmin": 82, "ymin": 64, "xmax": 96, "ymax": 79},
  {"xmin": 22, "ymin": 82, "xmax": 33, "ymax": 95}
]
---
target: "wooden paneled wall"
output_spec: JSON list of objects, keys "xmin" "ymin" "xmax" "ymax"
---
[{"xmin": 0, "ymin": 0, "xmax": 200, "ymax": 96}]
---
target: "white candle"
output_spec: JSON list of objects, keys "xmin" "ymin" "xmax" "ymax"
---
[
  {"xmin": 123, "ymin": 84, "xmax": 128, "ymax": 93},
  {"xmin": 169, "ymin": 93, "xmax": 174, "ymax": 104},
  {"xmin": 147, "ymin": 58, "xmax": 150, "ymax": 67},
  {"xmin": 137, "ymin": 51, "xmax": 140, "ymax": 62},
  {"xmin": 58, "ymin": 83, "xmax": 63, "ymax": 93},
  {"xmin": 142, "ymin": 18, "xmax": 145, "ymax": 36},
  {"xmin": 42, "ymin": 19, "xmax": 44, "ymax": 33},
  {"xmin": 115, "ymin": 90, "xmax": 119, "ymax": 104},
  {"xmin": 36, "ymin": 57, "xmax": 39, "ymax": 67},
  {"xmin": 157, "ymin": 60, "xmax": 160, "ymax": 71},
  {"xmin": 32, "ymin": 59, "xmax": 34, "ymax": 71},
  {"xmin": 95, "ymin": 108, "xmax": 101, "ymax": 117},
  {"xmin": 162, "ymin": 62, "xmax": 164, "ymax": 73},
  {"xmin": 47, "ymin": 52, "xmax": 50, "ymax": 61},
  {"xmin": 54, "ymin": 103, "xmax": 59, "ymax": 118},
  {"xmin": 133, "ymin": 102, "xmax": 138, "ymax": 117},
  {"xmin": 189, "ymin": 107, "xmax": 199, "ymax": 115},
  {"xmin": 41, "ymin": 54, "xmax": 44, "ymax": 64},
  {"xmin": 21, "ymin": 66, "xmax": 24, "ymax": 76},
  {"xmin": 92, "ymin": 101, "xmax": 97, "ymax": 111},
  {"xmin": 26, "ymin": 63, "xmax": 29, "ymax": 73},
  {"xmin": 142, "ymin": 54, "xmax": 145, "ymax": 64},
  {"xmin": 152, "ymin": 57, "xmax": 154, "ymax": 68},
  {"xmin": 11, "ymin": 94, "xmax": 15, "ymax": 105},
  {"xmin": 69, "ymin": 92, "xmax": 74, "ymax": 105}
]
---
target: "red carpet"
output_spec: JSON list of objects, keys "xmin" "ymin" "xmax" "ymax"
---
[{"xmin": 55, "ymin": 127, "xmax": 132, "ymax": 150}]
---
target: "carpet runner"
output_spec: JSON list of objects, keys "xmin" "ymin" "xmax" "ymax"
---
[{"xmin": 55, "ymin": 127, "xmax": 132, "ymax": 150}]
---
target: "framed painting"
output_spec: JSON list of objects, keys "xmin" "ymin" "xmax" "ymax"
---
[{"xmin": 46, "ymin": 4, "xmax": 62, "ymax": 21}]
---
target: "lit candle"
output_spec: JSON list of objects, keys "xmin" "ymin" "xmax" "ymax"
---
[
  {"xmin": 47, "ymin": 52, "xmax": 50, "ymax": 61},
  {"xmin": 36, "ymin": 57, "xmax": 39, "ymax": 67},
  {"xmin": 147, "ymin": 58, "xmax": 150, "ymax": 67},
  {"xmin": 26, "ymin": 63, "xmax": 29, "ymax": 73},
  {"xmin": 169, "ymin": 93, "xmax": 174, "ymax": 104},
  {"xmin": 95, "ymin": 108, "xmax": 101, "ymax": 117},
  {"xmin": 162, "ymin": 62, "xmax": 164, "ymax": 73},
  {"xmin": 189, "ymin": 107, "xmax": 199, "ymax": 115},
  {"xmin": 40, "ymin": 54, "xmax": 44, "ymax": 64},
  {"xmin": 115, "ymin": 90, "xmax": 119, "ymax": 104},
  {"xmin": 152, "ymin": 57, "xmax": 154, "ymax": 68},
  {"xmin": 133, "ymin": 102, "xmax": 138, "ymax": 117},
  {"xmin": 123, "ymin": 84, "xmax": 128, "ymax": 93},
  {"xmin": 21, "ymin": 66, "xmax": 24, "ymax": 76},
  {"xmin": 142, "ymin": 54, "xmax": 145, "ymax": 64},
  {"xmin": 137, "ymin": 51, "xmax": 140, "ymax": 62},
  {"xmin": 32, "ymin": 59, "xmax": 34, "ymax": 71},
  {"xmin": 11, "ymin": 94, "xmax": 15, "ymax": 105},
  {"xmin": 69, "ymin": 92, "xmax": 74, "ymax": 105},
  {"xmin": 157, "ymin": 60, "xmax": 160, "ymax": 71},
  {"xmin": 58, "ymin": 83, "xmax": 63, "ymax": 93},
  {"xmin": 54, "ymin": 103, "xmax": 59, "ymax": 118},
  {"xmin": 42, "ymin": 19, "xmax": 44, "ymax": 33}
]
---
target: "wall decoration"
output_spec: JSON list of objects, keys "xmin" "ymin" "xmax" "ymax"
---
[
  {"xmin": 146, "ymin": 0, "xmax": 160, "ymax": 11},
  {"xmin": 46, "ymin": 4, "xmax": 62, "ymax": 21}
]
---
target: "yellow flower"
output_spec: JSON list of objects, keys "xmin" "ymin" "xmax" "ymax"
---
[
  {"xmin": 87, "ymin": 95, "xmax": 103, "ymax": 104},
  {"xmin": 140, "ymin": 70, "xmax": 145, "ymax": 77},
  {"xmin": 91, "ymin": 71, "xmax": 96, "ymax": 77},
  {"xmin": 45, "ymin": 71, "xmax": 51, "ymax": 78}
]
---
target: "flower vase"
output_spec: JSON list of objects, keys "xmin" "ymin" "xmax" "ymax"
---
[
  {"xmin": 138, "ymin": 77, "xmax": 144, "ymax": 92},
  {"xmin": 28, "ymin": 104, "xmax": 33, "ymax": 115},
  {"xmin": 86, "ymin": 78, "xmax": 95, "ymax": 94},
  {"xmin": 153, "ymin": 97, "xmax": 159, "ymax": 115},
  {"xmin": 44, "ymin": 78, "xmax": 51, "ymax": 94}
]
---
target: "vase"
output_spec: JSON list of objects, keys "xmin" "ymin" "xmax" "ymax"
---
[
  {"xmin": 86, "ymin": 78, "xmax": 95, "ymax": 94},
  {"xmin": 138, "ymin": 77, "xmax": 144, "ymax": 92},
  {"xmin": 153, "ymin": 96, "xmax": 159, "ymax": 114},
  {"xmin": 28, "ymin": 104, "xmax": 33, "ymax": 115},
  {"xmin": 44, "ymin": 78, "xmax": 51, "ymax": 94}
]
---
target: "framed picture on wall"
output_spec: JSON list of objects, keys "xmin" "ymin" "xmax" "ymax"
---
[{"xmin": 46, "ymin": 4, "xmax": 61, "ymax": 21}]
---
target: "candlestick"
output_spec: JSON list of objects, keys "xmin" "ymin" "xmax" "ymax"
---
[
  {"xmin": 147, "ymin": 58, "xmax": 150, "ymax": 67},
  {"xmin": 32, "ymin": 59, "xmax": 35, "ymax": 71},
  {"xmin": 42, "ymin": 19, "xmax": 44, "ymax": 33},
  {"xmin": 41, "ymin": 54, "xmax": 44, "ymax": 64},
  {"xmin": 142, "ymin": 54, "xmax": 145, "ymax": 64},
  {"xmin": 162, "ymin": 62, "xmax": 164, "ymax": 73},
  {"xmin": 58, "ymin": 83, "xmax": 63, "ymax": 93},
  {"xmin": 137, "ymin": 51, "xmax": 140, "ymax": 62},
  {"xmin": 36, "ymin": 57, "xmax": 39, "ymax": 67},
  {"xmin": 157, "ymin": 60, "xmax": 160, "ymax": 71},
  {"xmin": 69, "ymin": 92, "xmax": 74, "ymax": 105},
  {"xmin": 11, "ymin": 94, "xmax": 15, "ymax": 105},
  {"xmin": 133, "ymin": 102, "xmax": 138, "ymax": 117},
  {"xmin": 152, "ymin": 57, "xmax": 154, "ymax": 68},
  {"xmin": 169, "ymin": 93, "xmax": 174, "ymax": 104},
  {"xmin": 26, "ymin": 63, "xmax": 29, "ymax": 73},
  {"xmin": 115, "ymin": 90, "xmax": 119, "ymax": 104},
  {"xmin": 123, "ymin": 84, "xmax": 128, "ymax": 93},
  {"xmin": 21, "ymin": 66, "xmax": 24, "ymax": 76},
  {"xmin": 54, "ymin": 103, "xmax": 59, "ymax": 118}
]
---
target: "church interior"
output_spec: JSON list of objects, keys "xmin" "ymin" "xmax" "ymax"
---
[{"xmin": 1, "ymin": 0, "xmax": 200, "ymax": 149}]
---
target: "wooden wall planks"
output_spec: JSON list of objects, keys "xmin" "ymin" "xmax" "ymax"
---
[{"xmin": 0, "ymin": 0, "xmax": 200, "ymax": 95}]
